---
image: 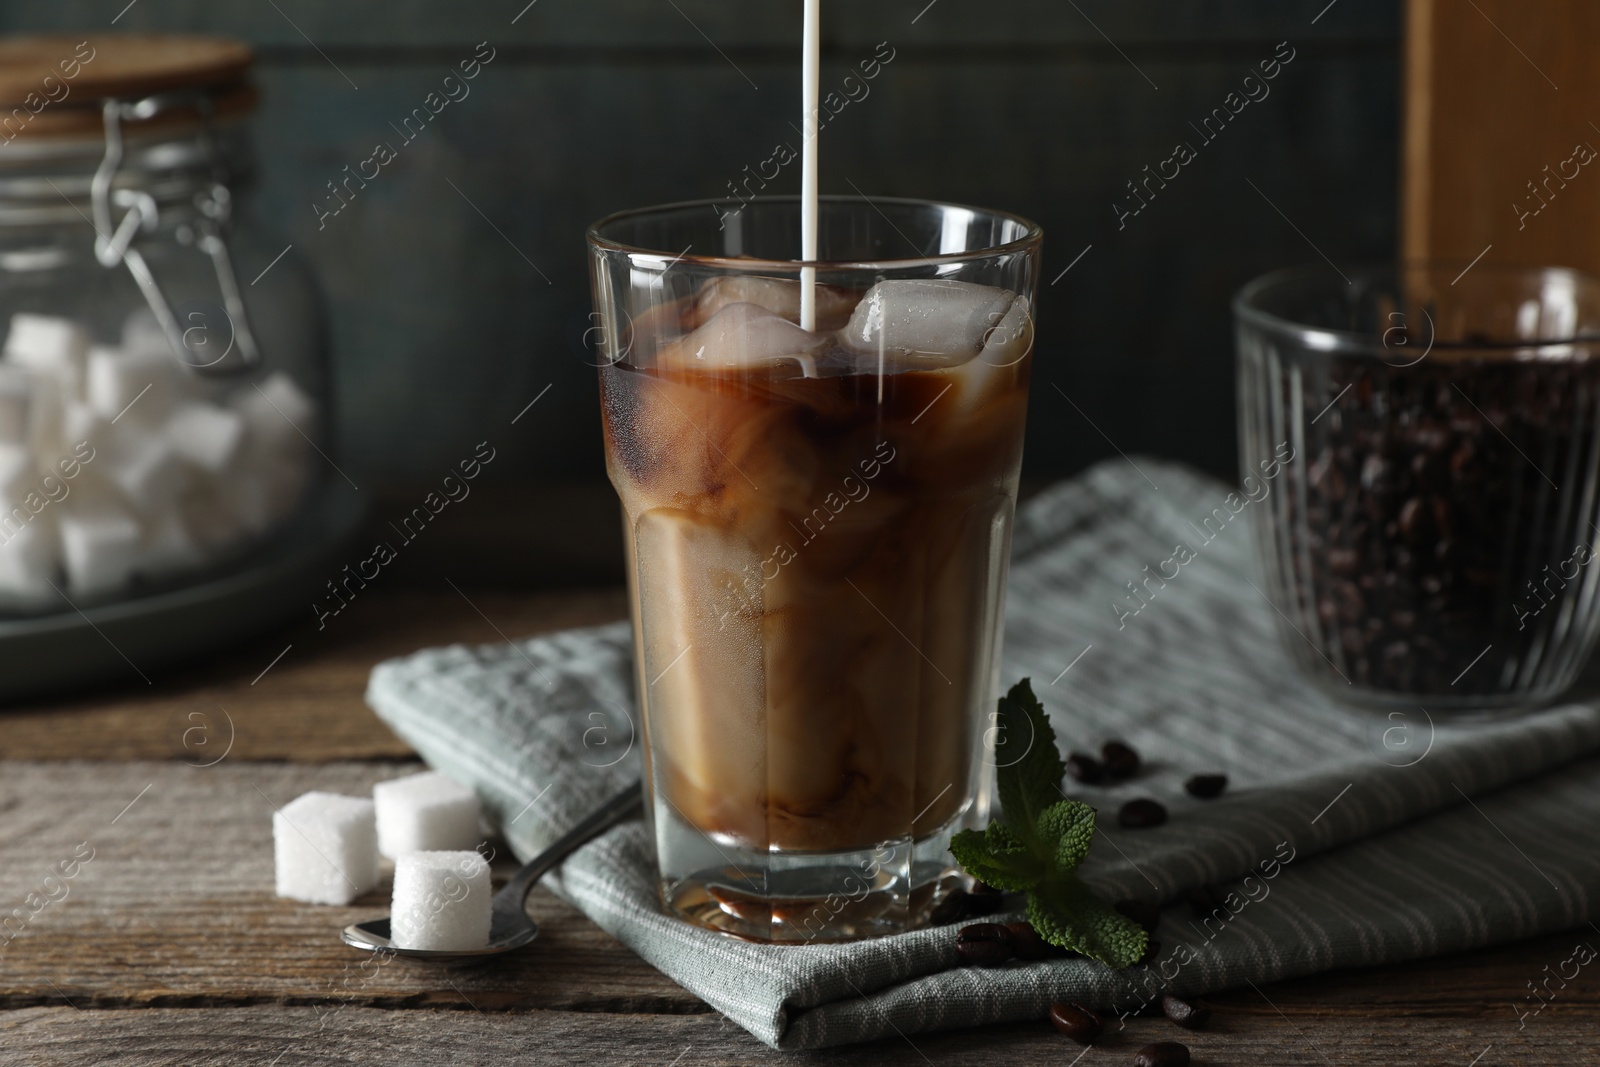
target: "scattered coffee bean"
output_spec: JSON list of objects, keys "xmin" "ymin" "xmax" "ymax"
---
[
  {"xmin": 1118, "ymin": 798, "xmax": 1168, "ymax": 828},
  {"xmin": 1114, "ymin": 898, "xmax": 1162, "ymax": 932},
  {"xmin": 1048, "ymin": 1000, "xmax": 1104, "ymax": 1044},
  {"xmin": 1102, "ymin": 740, "xmax": 1141, "ymax": 779},
  {"xmin": 1134, "ymin": 1040, "xmax": 1191, "ymax": 1067},
  {"xmin": 1004, "ymin": 921, "xmax": 1051, "ymax": 960},
  {"xmin": 1184, "ymin": 773, "xmax": 1228, "ymax": 800},
  {"xmin": 1160, "ymin": 993, "xmax": 1211, "ymax": 1031},
  {"xmin": 964, "ymin": 880, "xmax": 1005, "ymax": 916},
  {"xmin": 928, "ymin": 890, "xmax": 969, "ymax": 926},
  {"xmin": 1186, "ymin": 883, "xmax": 1227, "ymax": 918},
  {"xmin": 955, "ymin": 922, "xmax": 1015, "ymax": 967},
  {"xmin": 1138, "ymin": 938, "xmax": 1163, "ymax": 965},
  {"xmin": 1066, "ymin": 751, "xmax": 1106, "ymax": 785}
]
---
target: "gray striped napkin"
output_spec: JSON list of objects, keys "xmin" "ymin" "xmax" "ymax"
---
[{"xmin": 366, "ymin": 459, "xmax": 1600, "ymax": 1050}]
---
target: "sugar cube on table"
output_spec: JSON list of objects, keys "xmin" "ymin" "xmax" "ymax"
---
[
  {"xmin": 58, "ymin": 495, "xmax": 144, "ymax": 598},
  {"xmin": 390, "ymin": 851, "xmax": 492, "ymax": 951},
  {"xmin": 272, "ymin": 791, "xmax": 379, "ymax": 906},
  {"xmin": 373, "ymin": 770, "xmax": 482, "ymax": 859}
]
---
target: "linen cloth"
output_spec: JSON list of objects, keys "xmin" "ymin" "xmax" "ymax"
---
[{"xmin": 366, "ymin": 459, "xmax": 1600, "ymax": 1050}]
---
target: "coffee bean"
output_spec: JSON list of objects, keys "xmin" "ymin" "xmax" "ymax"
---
[
  {"xmin": 1327, "ymin": 546, "xmax": 1361, "ymax": 575},
  {"xmin": 1114, "ymin": 899, "xmax": 1161, "ymax": 932},
  {"xmin": 1160, "ymin": 993, "xmax": 1211, "ymax": 1030},
  {"xmin": 1134, "ymin": 1040, "xmax": 1192, "ymax": 1067},
  {"xmin": 1048, "ymin": 1000, "xmax": 1103, "ymax": 1044},
  {"xmin": 1279, "ymin": 358, "xmax": 1600, "ymax": 699},
  {"xmin": 1118, "ymin": 798, "xmax": 1167, "ymax": 829},
  {"xmin": 954, "ymin": 922, "xmax": 1014, "ymax": 967},
  {"xmin": 1065, "ymin": 752, "xmax": 1106, "ymax": 785},
  {"xmin": 1004, "ymin": 921, "xmax": 1051, "ymax": 960},
  {"xmin": 928, "ymin": 890, "xmax": 969, "ymax": 926},
  {"xmin": 1186, "ymin": 883, "xmax": 1227, "ymax": 918},
  {"xmin": 1101, "ymin": 740, "xmax": 1141, "ymax": 779},
  {"xmin": 1184, "ymin": 773, "xmax": 1228, "ymax": 799},
  {"xmin": 962, "ymin": 880, "xmax": 1005, "ymax": 916}
]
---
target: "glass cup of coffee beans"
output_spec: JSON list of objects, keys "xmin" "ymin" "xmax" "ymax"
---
[{"xmin": 1235, "ymin": 263, "xmax": 1600, "ymax": 710}]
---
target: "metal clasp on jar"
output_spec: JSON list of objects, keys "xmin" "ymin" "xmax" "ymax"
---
[{"xmin": 90, "ymin": 90, "xmax": 261, "ymax": 375}]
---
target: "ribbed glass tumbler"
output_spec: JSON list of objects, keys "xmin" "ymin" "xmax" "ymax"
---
[{"xmin": 1235, "ymin": 263, "xmax": 1600, "ymax": 711}]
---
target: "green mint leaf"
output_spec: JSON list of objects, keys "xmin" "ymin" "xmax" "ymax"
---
[
  {"xmin": 947, "ymin": 679, "xmax": 1144, "ymax": 969},
  {"xmin": 1035, "ymin": 798, "xmax": 1097, "ymax": 873},
  {"xmin": 1026, "ymin": 876, "xmax": 1148, "ymax": 968},
  {"xmin": 993, "ymin": 678, "xmax": 1066, "ymax": 852},
  {"xmin": 949, "ymin": 822, "xmax": 1048, "ymax": 893}
]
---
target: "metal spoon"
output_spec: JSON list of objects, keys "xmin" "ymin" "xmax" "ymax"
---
[{"xmin": 341, "ymin": 779, "xmax": 643, "ymax": 961}]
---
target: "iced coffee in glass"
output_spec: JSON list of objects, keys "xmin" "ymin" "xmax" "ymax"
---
[{"xmin": 587, "ymin": 196, "xmax": 1041, "ymax": 942}]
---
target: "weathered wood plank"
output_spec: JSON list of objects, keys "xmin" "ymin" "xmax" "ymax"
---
[
  {"xmin": 0, "ymin": 587, "xmax": 627, "ymax": 761},
  {"xmin": 1, "ymin": 1002, "xmax": 1594, "ymax": 1066},
  {"xmin": 0, "ymin": 760, "xmax": 698, "ymax": 1013},
  {"xmin": 1, "ymin": 760, "xmax": 1596, "ymax": 1033}
]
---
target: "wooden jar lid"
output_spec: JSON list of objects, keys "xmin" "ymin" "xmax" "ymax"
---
[{"xmin": 0, "ymin": 34, "xmax": 256, "ymax": 142}]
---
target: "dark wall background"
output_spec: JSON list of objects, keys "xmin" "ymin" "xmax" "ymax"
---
[{"xmin": 2, "ymin": 0, "xmax": 1400, "ymax": 491}]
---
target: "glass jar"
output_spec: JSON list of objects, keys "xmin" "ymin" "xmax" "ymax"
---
[
  {"xmin": 1236, "ymin": 262, "xmax": 1600, "ymax": 711},
  {"xmin": 0, "ymin": 35, "xmax": 328, "ymax": 618}
]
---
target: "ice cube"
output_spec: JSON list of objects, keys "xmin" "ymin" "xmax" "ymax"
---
[
  {"xmin": 933, "ymin": 294, "xmax": 1035, "ymax": 418},
  {"xmin": 272, "ymin": 791, "xmax": 379, "ymax": 906},
  {"xmin": 4, "ymin": 314, "xmax": 90, "ymax": 400},
  {"xmin": 0, "ymin": 366, "xmax": 33, "ymax": 446},
  {"xmin": 390, "ymin": 851, "xmax": 492, "ymax": 951},
  {"xmin": 166, "ymin": 402, "xmax": 245, "ymax": 473},
  {"xmin": 655, "ymin": 302, "xmax": 824, "ymax": 378},
  {"xmin": 58, "ymin": 494, "xmax": 144, "ymax": 598},
  {"xmin": 840, "ymin": 279, "xmax": 1018, "ymax": 364},
  {"xmin": 373, "ymin": 770, "xmax": 482, "ymax": 860},
  {"xmin": 691, "ymin": 276, "xmax": 857, "ymax": 332}
]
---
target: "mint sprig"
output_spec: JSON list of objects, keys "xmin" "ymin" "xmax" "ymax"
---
[{"xmin": 948, "ymin": 679, "xmax": 1148, "ymax": 968}]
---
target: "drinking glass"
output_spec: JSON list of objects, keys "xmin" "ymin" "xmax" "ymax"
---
[
  {"xmin": 1236, "ymin": 263, "xmax": 1600, "ymax": 710},
  {"xmin": 588, "ymin": 196, "xmax": 1042, "ymax": 941}
]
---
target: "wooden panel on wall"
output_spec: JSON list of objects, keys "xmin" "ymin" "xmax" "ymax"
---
[
  {"xmin": 1403, "ymin": 0, "xmax": 1600, "ymax": 270},
  {"xmin": 0, "ymin": 2, "xmax": 1402, "ymax": 490}
]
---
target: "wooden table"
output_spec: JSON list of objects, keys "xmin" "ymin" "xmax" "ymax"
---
[{"xmin": 2, "ymin": 580, "xmax": 1595, "ymax": 1065}]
